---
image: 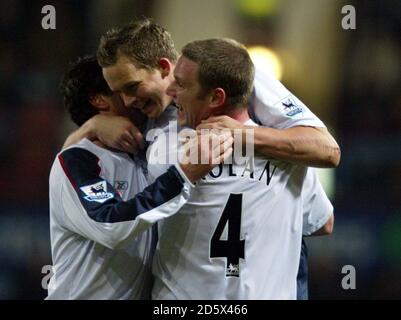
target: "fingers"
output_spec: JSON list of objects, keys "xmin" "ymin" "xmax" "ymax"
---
[
  {"xmin": 219, "ymin": 146, "xmax": 233, "ymax": 164},
  {"xmin": 116, "ymin": 130, "xmax": 137, "ymax": 154},
  {"xmin": 201, "ymin": 131, "xmax": 232, "ymax": 164},
  {"xmin": 201, "ymin": 115, "xmax": 227, "ymax": 123},
  {"xmin": 211, "ymin": 134, "xmax": 233, "ymax": 164},
  {"xmin": 217, "ymin": 134, "xmax": 234, "ymax": 155},
  {"xmin": 122, "ymin": 130, "xmax": 135, "ymax": 145},
  {"xmin": 121, "ymin": 140, "xmax": 138, "ymax": 154},
  {"xmin": 196, "ymin": 119, "xmax": 229, "ymax": 130},
  {"xmin": 93, "ymin": 115, "xmax": 145, "ymax": 154},
  {"xmin": 114, "ymin": 140, "xmax": 134, "ymax": 154},
  {"xmin": 210, "ymin": 131, "xmax": 232, "ymax": 151},
  {"xmin": 180, "ymin": 130, "xmax": 233, "ymax": 165},
  {"xmin": 197, "ymin": 117, "xmax": 236, "ymax": 131},
  {"xmin": 130, "ymin": 127, "xmax": 145, "ymax": 150},
  {"xmin": 197, "ymin": 116, "xmax": 227, "ymax": 130},
  {"xmin": 117, "ymin": 128, "xmax": 144, "ymax": 154},
  {"xmin": 196, "ymin": 122, "xmax": 224, "ymax": 131}
]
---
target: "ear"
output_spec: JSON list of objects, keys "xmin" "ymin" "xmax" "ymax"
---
[
  {"xmin": 209, "ymin": 88, "xmax": 226, "ymax": 109},
  {"xmin": 89, "ymin": 94, "xmax": 109, "ymax": 112},
  {"xmin": 158, "ymin": 58, "xmax": 173, "ymax": 78}
]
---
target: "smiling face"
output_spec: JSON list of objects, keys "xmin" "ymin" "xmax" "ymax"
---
[
  {"xmin": 102, "ymin": 55, "xmax": 173, "ymax": 119},
  {"xmin": 167, "ymin": 56, "xmax": 213, "ymax": 128}
]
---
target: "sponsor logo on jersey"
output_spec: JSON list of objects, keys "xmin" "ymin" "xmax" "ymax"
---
[
  {"xmin": 80, "ymin": 181, "xmax": 114, "ymax": 203},
  {"xmin": 281, "ymin": 96, "xmax": 303, "ymax": 117}
]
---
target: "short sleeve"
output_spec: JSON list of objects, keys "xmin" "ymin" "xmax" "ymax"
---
[
  {"xmin": 249, "ymin": 65, "xmax": 326, "ymax": 129},
  {"xmin": 302, "ymin": 168, "xmax": 333, "ymax": 236}
]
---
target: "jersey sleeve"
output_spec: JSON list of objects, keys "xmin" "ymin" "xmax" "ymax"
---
[
  {"xmin": 249, "ymin": 65, "xmax": 326, "ymax": 129},
  {"xmin": 301, "ymin": 168, "xmax": 333, "ymax": 236},
  {"xmin": 56, "ymin": 147, "xmax": 191, "ymax": 249}
]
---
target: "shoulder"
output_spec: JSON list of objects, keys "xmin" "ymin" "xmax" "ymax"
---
[
  {"xmin": 57, "ymin": 146, "xmax": 101, "ymax": 189},
  {"xmin": 51, "ymin": 141, "xmax": 98, "ymax": 179},
  {"xmin": 58, "ymin": 138, "xmax": 114, "ymax": 174},
  {"xmin": 59, "ymin": 146, "xmax": 99, "ymax": 170},
  {"xmin": 253, "ymin": 65, "xmax": 286, "ymax": 97}
]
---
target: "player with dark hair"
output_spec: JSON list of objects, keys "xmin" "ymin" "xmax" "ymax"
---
[
  {"xmin": 48, "ymin": 55, "xmax": 232, "ymax": 299},
  {"xmin": 60, "ymin": 56, "xmax": 112, "ymax": 126}
]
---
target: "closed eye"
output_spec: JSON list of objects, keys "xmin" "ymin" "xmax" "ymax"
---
[{"xmin": 123, "ymin": 83, "xmax": 140, "ymax": 95}]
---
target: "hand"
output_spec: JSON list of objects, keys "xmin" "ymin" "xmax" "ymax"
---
[
  {"xmin": 179, "ymin": 130, "xmax": 233, "ymax": 183},
  {"xmin": 90, "ymin": 115, "xmax": 144, "ymax": 154},
  {"xmin": 197, "ymin": 115, "xmax": 246, "ymax": 132},
  {"xmin": 197, "ymin": 115, "xmax": 254, "ymax": 148}
]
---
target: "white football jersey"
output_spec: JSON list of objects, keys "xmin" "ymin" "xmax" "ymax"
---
[
  {"xmin": 248, "ymin": 65, "xmax": 333, "ymax": 235},
  {"xmin": 249, "ymin": 66, "xmax": 326, "ymax": 129},
  {"xmin": 47, "ymin": 139, "xmax": 192, "ymax": 299},
  {"xmin": 150, "ymin": 120, "xmax": 332, "ymax": 300},
  {"xmin": 302, "ymin": 167, "xmax": 333, "ymax": 236}
]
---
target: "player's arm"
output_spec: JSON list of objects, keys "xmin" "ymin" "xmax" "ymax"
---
[
  {"xmin": 251, "ymin": 66, "xmax": 341, "ymax": 168},
  {"xmin": 254, "ymin": 125, "xmax": 340, "ymax": 168},
  {"xmin": 198, "ymin": 116, "xmax": 340, "ymax": 168},
  {"xmin": 302, "ymin": 168, "xmax": 334, "ymax": 236},
  {"xmin": 309, "ymin": 213, "xmax": 334, "ymax": 236},
  {"xmin": 254, "ymin": 124, "xmax": 340, "ymax": 168},
  {"xmin": 57, "ymin": 134, "xmax": 233, "ymax": 249},
  {"xmin": 62, "ymin": 114, "xmax": 144, "ymax": 154},
  {"xmin": 199, "ymin": 65, "xmax": 340, "ymax": 168},
  {"xmin": 58, "ymin": 147, "xmax": 191, "ymax": 249}
]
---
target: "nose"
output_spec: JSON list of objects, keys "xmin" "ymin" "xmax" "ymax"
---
[
  {"xmin": 120, "ymin": 93, "xmax": 137, "ymax": 108},
  {"xmin": 166, "ymin": 82, "xmax": 177, "ymax": 99}
]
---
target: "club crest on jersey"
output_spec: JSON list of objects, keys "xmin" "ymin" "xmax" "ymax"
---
[
  {"xmin": 226, "ymin": 263, "xmax": 240, "ymax": 277},
  {"xmin": 281, "ymin": 96, "xmax": 303, "ymax": 117},
  {"xmin": 80, "ymin": 181, "xmax": 114, "ymax": 203}
]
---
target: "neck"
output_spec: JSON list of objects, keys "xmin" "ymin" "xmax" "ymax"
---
[{"xmin": 211, "ymin": 105, "xmax": 250, "ymax": 124}]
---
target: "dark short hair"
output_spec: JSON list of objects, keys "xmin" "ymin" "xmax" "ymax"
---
[
  {"xmin": 97, "ymin": 18, "xmax": 178, "ymax": 69},
  {"xmin": 181, "ymin": 38, "xmax": 255, "ymax": 107},
  {"xmin": 60, "ymin": 55, "xmax": 112, "ymax": 126}
]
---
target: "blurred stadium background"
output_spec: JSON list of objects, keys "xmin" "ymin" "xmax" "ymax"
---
[{"xmin": 0, "ymin": 0, "xmax": 400, "ymax": 299}]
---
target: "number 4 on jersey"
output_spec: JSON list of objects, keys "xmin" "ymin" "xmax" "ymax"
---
[{"xmin": 210, "ymin": 193, "xmax": 245, "ymax": 277}]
